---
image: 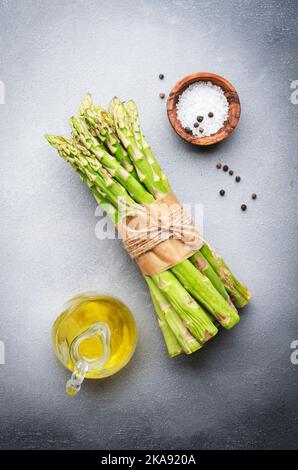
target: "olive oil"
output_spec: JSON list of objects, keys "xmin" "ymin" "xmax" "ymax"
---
[{"xmin": 52, "ymin": 293, "xmax": 137, "ymax": 394}]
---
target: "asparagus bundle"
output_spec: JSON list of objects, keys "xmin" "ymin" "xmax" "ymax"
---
[{"xmin": 46, "ymin": 94, "xmax": 251, "ymax": 357}]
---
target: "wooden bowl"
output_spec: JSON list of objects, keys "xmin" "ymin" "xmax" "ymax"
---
[{"xmin": 167, "ymin": 72, "xmax": 241, "ymax": 146}]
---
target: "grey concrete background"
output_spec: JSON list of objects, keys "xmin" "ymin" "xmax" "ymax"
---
[{"xmin": 0, "ymin": 0, "xmax": 298, "ymax": 450}]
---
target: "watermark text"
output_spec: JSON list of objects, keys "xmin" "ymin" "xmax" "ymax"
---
[
  {"xmin": 0, "ymin": 81, "xmax": 5, "ymax": 104},
  {"xmin": 0, "ymin": 340, "xmax": 5, "ymax": 364},
  {"xmin": 290, "ymin": 340, "xmax": 298, "ymax": 364},
  {"xmin": 290, "ymin": 80, "xmax": 298, "ymax": 104}
]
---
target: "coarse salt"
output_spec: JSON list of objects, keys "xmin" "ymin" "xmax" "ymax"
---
[{"xmin": 176, "ymin": 81, "xmax": 229, "ymax": 137}]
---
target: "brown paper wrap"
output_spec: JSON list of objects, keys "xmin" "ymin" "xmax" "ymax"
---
[{"xmin": 117, "ymin": 191, "xmax": 203, "ymax": 276}]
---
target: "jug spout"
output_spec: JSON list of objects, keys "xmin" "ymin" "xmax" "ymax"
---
[{"xmin": 66, "ymin": 361, "xmax": 88, "ymax": 396}]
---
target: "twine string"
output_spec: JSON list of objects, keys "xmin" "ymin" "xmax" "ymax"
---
[{"xmin": 122, "ymin": 203, "xmax": 201, "ymax": 259}]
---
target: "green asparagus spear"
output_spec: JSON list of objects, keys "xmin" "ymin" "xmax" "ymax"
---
[
  {"xmin": 80, "ymin": 93, "xmax": 138, "ymax": 178},
  {"xmin": 171, "ymin": 260, "xmax": 240, "ymax": 329},
  {"xmin": 146, "ymin": 277, "xmax": 201, "ymax": 355},
  {"xmin": 152, "ymin": 270, "xmax": 218, "ymax": 343},
  {"xmin": 146, "ymin": 278, "xmax": 183, "ymax": 357},
  {"xmin": 70, "ymin": 116, "xmax": 154, "ymax": 205},
  {"xmin": 109, "ymin": 97, "xmax": 168, "ymax": 198},
  {"xmin": 190, "ymin": 251, "xmax": 229, "ymax": 301},
  {"xmin": 200, "ymin": 244, "xmax": 251, "ymax": 308},
  {"xmin": 124, "ymin": 100, "xmax": 170, "ymax": 192},
  {"xmin": 45, "ymin": 135, "xmax": 139, "ymax": 217}
]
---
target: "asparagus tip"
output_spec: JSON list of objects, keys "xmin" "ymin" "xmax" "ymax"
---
[
  {"xmin": 79, "ymin": 92, "xmax": 93, "ymax": 116},
  {"xmin": 45, "ymin": 134, "xmax": 60, "ymax": 147}
]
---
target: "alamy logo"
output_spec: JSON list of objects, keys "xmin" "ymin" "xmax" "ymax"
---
[
  {"xmin": 94, "ymin": 201, "xmax": 204, "ymax": 241},
  {"xmin": 290, "ymin": 80, "xmax": 298, "ymax": 104},
  {"xmin": 0, "ymin": 340, "xmax": 5, "ymax": 364},
  {"xmin": 290, "ymin": 340, "xmax": 298, "ymax": 365},
  {"xmin": 0, "ymin": 81, "xmax": 5, "ymax": 104}
]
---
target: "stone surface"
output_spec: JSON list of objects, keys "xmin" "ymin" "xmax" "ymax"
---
[{"xmin": 0, "ymin": 0, "xmax": 297, "ymax": 450}]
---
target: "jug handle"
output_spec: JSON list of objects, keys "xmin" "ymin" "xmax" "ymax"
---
[{"xmin": 66, "ymin": 322, "xmax": 111, "ymax": 396}]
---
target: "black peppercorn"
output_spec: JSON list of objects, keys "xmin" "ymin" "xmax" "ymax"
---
[
  {"xmin": 159, "ymin": 93, "xmax": 165, "ymax": 99},
  {"xmin": 208, "ymin": 112, "xmax": 214, "ymax": 118},
  {"xmin": 194, "ymin": 122, "xmax": 199, "ymax": 128},
  {"xmin": 185, "ymin": 127, "xmax": 192, "ymax": 134},
  {"xmin": 235, "ymin": 176, "xmax": 241, "ymax": 182},
  {"xmin": 159, "ymin": 74, "xmax": 164, "ymax": 79},
  {"xmin": 251, "ymin": 193, "xmax": 257, "ymax": 200},
  {"xmin": 241, "ymin": 204, "xmax": 247, "ymax": 211},
  {"xmin": 216, "ymin": 163, "xmax": 222, "ymax": 169},
  {"xmin": 229, "ymin": 170, "xmax": 234, "ymax": 175},
  {"xmin": 197, "ymin": 116, "xmax": 204, "ymax": 122},
  {"xmin": 223, "ymin": 165, "xmax": 229, "ymax": 172},
  {"xmin": 219, "ymin": 189, "xmax": 225, "ymax": 196}
]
